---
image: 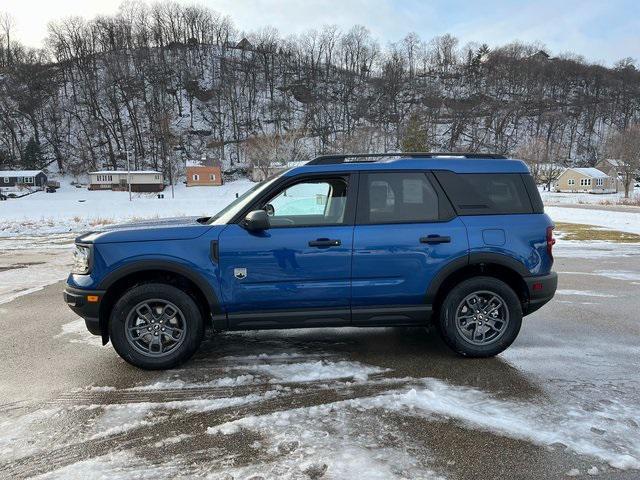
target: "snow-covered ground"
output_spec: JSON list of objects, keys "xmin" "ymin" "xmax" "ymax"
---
[
  {"xmin": 0, "ymin": 178, "xmax": 254, "ymax": 236},
  {"xmin": 546, "ymin": 206, "xmax": 640, "ymax": 235},
  {"xmin": 5, "ymin": 324, "xmax": 640, "ymax": 477},
  {"xmin": 541, "ymin": 186, "xmax": 640, "ymax": 205},
  {"xmin": 1, "ymin": 177, "xmax": 639, "ymax": 237}
]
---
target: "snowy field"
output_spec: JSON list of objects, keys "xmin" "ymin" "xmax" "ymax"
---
[
  {"xmin": 541, "ymin": 186, "xmax": 640, "ymax": 205},
  {"xmin": 1, "ymin": 178, "xmax": 639, "ymax": 238},
  {"xmin": 0, "ymin": 178, "xmax": 254, "ymax": 236}
]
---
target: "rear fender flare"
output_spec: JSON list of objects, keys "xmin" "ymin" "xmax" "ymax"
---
[{"xmin": 425, "ymin": 252, "xmax": 529, "ymax": 304}]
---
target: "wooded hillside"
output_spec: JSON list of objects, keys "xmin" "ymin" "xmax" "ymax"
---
[{"xmin": 0, "ymin": 2, "xmax": 639, "ymax": 176}]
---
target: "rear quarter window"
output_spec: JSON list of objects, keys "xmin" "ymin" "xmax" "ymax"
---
[{"xmin": 434, "ymin": 171, "xmax": 535, "ymax": 215}]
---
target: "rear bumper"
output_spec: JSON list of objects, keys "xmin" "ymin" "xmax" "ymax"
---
[
  {"xmin": 524, "ymin": 272, "xmax": 558, "ymax": 315},
  {"xmin": 63, "ymin": 285, "xmax": 105, "ymax": 336}
]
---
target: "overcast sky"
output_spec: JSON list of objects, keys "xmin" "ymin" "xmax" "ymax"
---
[{"xmin": 3, "ymin": 0, "xmax": 639, "ymax": 66}]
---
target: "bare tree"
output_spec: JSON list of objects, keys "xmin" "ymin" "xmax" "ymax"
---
[
  {"xmin": 515, "ymin": 137, "xmax": 564, "ymax": 191},
  {"xmin": 606, "ymin": 125, "xmax": 640, "ymax": 198},
  {"xmin": 244, "ymin": 131, "xmax": 309, "ymax": 181},
  {"xmin": 0, "ymin": 12, "xmax": 14, "ymax": 64}
]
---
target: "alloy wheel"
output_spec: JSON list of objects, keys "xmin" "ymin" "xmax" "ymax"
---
[
  {"xmin": 125, "ymin": 299, "xmax": 187, "ymax": 357},
  {"xmin": 454, "ymin": 290, "xmax": 510, "ymax": 346}
]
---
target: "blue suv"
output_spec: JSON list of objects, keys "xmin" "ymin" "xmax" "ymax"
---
[{"xmin": 64, "ymin": 153, "xmax": 557, "ymax": 369}]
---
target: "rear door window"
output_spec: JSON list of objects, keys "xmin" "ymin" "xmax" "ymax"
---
[
  {"xmin": 434, "ymin": 171, "xmax": 534, "ymax": 215},
  {"xmin": 357, "ymin": 172, "xmax": 439, "ymax": 224}
]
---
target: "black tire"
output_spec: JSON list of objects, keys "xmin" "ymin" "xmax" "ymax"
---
[
  {"xmin": 438, "ymin": 276, "xmax": 522, "ymax": 357},
  {"xmin": 109, "ymin": 283, "xmax": 204, "ymax": 370}
]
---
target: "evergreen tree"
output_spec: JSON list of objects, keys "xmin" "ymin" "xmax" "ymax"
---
[
  {"xmin": 23, "ymin": 137, "xmax": 42, "ymax": 169},
  {"xmin": 400, "ymin": 113, "xmax": 428, "ymax": 152}
]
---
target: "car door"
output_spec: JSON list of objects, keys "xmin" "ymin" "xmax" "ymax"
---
[
  {"xmin": 218, "ymin": 173, "xmax": 357, "ymax": 329},
  {"xmin": 351, "ymin": 170, "xmax": 469, "ymax": 325}
]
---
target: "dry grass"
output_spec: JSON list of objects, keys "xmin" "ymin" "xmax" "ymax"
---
[
  {"xmin": 554, "ymin": 222, "xmax": 640, "ymax": 243},
  {"xmin": 88, "ymin": 217, "xmax": 115, "ymax": 226},
  {"xmin": 576, "ymin": 195, "xmax": 640, "ymax": 207}
]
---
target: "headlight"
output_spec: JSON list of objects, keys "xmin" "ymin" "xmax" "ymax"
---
[{"xmin": 72, "ymin": 244, "xmax": 92, "ymax": 274}]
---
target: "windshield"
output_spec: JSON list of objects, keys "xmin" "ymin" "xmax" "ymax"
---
[{"xmin": 208, "ymin": 173, "xmax": 284, "ymax": 225}]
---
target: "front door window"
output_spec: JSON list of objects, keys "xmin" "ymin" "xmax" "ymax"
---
[{"xmin": 263, "ymin": 178, "xmax": 348, "ymax": 227}]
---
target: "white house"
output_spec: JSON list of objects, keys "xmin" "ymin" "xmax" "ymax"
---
[{"xmin": 88, "ymin": 170, "xmax": 164, "ymax": 192}]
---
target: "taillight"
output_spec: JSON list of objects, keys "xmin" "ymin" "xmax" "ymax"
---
[{"xmin": 546, "ymin": 226, "xmax": 556, "ymax": 259}]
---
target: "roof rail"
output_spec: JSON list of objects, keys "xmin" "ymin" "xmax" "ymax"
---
[{"xmin": 307, "ymin": 152, "xmax": 507, "ymax": 165}]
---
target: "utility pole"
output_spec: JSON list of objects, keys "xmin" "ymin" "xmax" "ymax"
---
[
  {"xmin": 126, "ymin": 149, "xmax": 132, "ymax": 202},
  {"xmin": 169, "ymin": 158, "xmax": 175, "ymax": 199}
]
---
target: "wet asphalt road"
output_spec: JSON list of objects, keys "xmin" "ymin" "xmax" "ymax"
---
[{"xmin": 1, "ymin": 240, "xmax": 639, "ymax": 479}]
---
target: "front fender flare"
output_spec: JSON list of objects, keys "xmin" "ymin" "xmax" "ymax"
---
[{"xmin": 98, "ymin": 259, "xmax": 221, "ymax": 314}]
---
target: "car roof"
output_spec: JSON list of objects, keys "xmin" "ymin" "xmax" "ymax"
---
[{"xmin": 282, "ymin": 156, "xmax": 530, "ymax": 177}]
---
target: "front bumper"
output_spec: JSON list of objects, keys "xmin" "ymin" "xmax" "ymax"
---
[
  {"xmin": 63, "ymin": 285, "xmax": 105, "ymax": 336},
  {"xmin": 524, "ymin": 272, "xmax": 558, "ymax": 315}
]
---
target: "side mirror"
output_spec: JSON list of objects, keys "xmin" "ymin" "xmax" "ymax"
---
[
  {"xmin": 242, "ymin": 209, "xmax": 270, "ymax": 231},
  {"xmin": 264, "ymin": 203, "xmax": 275, "ymax": 216}
]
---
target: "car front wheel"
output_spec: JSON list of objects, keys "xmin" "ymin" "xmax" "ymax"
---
[
  {"xmin": 438, "ymin": 276, "xmax": 522, "ymax": 357},
  {"xmin": 109, "ymin": 283, "xmax": 204, "ymax": 370}
]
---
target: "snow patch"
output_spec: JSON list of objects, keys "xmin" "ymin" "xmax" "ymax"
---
[
  {"xmin": 153, "ymin": 433, "xmax": 192, "ymax": 447},
  {"xmin": 546, "ymin": 206, "xmax": 640, "ymax": 235},
  {"xmin": 55, "ymin": 319, "xmax": 103, "ymax": 347},
  {"xmin": 594, "ymin": 270, "xmax": 640, "ymax": 282},
  {"xmin": 130, "ymin": 374, "xmax": 256, "ymax": 391},
  {"xmin": 231, "ymin": 359, "xmax": 389, "ymax": 383},
  {"xmin": 347, "ymin": 379, "xmax": 640, "ymax": 470},
  {"xmin": 0, "ymin": 252, "xmax": 71, "ymax": 305},
  {"xmin": 32, "ymin": 450, "xmax": 179, "ymax": 480},
  {"xmin": 208, "ymin": 398, "xmax": 444, "ymax": 480},
  {"xmin": 553, "ymin": 240, "xmax": 640, "ymax": 258},
  {"xmin": 556, "ymin": 290, "xmax": 618, "ymax": 298}
]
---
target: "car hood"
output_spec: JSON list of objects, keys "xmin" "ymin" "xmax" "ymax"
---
[{"xmin": 76, "ymin": 216, "xmax": 217, "ymax": 244}]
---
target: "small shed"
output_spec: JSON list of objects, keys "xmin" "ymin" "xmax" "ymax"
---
[
  {"xmin": 89, "ymin": 171, "xmax": 164, "ymax": 192},
  {"xmin": 555, "ymin": 168, "xmax": 616, "ymax": 194},
  {"xmin": 0, "ymin": 170, "xmax": 48, "ymax": 189}
]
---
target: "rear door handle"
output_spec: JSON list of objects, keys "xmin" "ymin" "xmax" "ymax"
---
[
  {"xmin": 309, "ymin": 238, "xmax": 341, "ymax": 247},
  {"xmin": 420, "ymin": 235, "xmax": 451, "ymax": 244}
]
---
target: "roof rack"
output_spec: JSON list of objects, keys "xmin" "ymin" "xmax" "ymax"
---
[{"xmin": 307, "ymin": 152, "xmax": 507, "ymax": 165}]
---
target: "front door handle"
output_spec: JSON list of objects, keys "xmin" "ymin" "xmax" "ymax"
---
[
  {"xmin": 309, "ymin": 238, "xmax": 341, "ymax": 247},
  {"xmin": 420, "ymin": 235, "xmax": 451, "ymax": 244}
]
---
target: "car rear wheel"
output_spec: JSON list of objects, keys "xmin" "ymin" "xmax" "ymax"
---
[
  {"xmin": 109, "ymin": 283, "xmax": 204, "ymax": 370},
  {"xmin": 438, "ymin": 276, "xmax": 522, "ymax": 357}
]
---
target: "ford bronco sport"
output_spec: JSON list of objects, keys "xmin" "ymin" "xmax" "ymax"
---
[{"xmin": 64, "ymin": 153, "xmax": 557, "ymax": 369}]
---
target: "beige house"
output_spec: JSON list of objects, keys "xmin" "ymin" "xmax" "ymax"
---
[
  {"xmin": 89, "ymin": 170, "xmax": 164, "ymax": 192},
  {"xmin": 555, "ymin": 168, "xmax": 616, "ymax": 194}
]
